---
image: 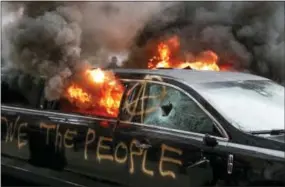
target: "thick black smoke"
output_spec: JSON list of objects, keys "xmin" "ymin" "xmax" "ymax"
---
[
  {"xmin": 1, "ymin": 1, "xmax": 284, "ymax": 102},
  {"xmin": 2, "ymin": 2, "xmax": 83, "ymax": 100},
  {"xmin": 1, "ymin": 1, "xmax": 174, "ymax": 100},
  {"xmin": 126, "ymin": 2, "xmax": 284, "ymax": 84}
]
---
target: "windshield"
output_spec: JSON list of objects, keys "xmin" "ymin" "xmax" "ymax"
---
[{"xmin": 192, "ymin": 80, "xmax": 284, "ymax": 132}]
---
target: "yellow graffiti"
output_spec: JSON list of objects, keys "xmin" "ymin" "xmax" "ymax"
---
[
  {"xmin": 1, "ymin": 116, "xmax": 184, "ymax": 180},
  {"xmin": 96, "ymin": 136, "xmax": 114, "ymax": 162},
  {"xmin": 122, "ymin": 75, "xmax": 167, "ymax": 123},
  {"xmin": 3, "ymin": 116, "xmax": 20, "ymax": 142},
  {"xmin": 64, "ymin": 129, "xmax": 78, "ymax": 148},
  {"xmin": 40, "ymin": 122, "xmax": 56, "ymax": 144},
  {"xmin": 144, "ymin": 75, "xmax": 164, "ymax": 82},
  {"xmin": 84, "ymin": 128, "xmax": 96, "ymax": 160},
  {"xmin": 2, "ymin": 116, "xmax": 29, "ymax": 149},
  {"xmin": 142, "ymin": 150, "xmax": 154, "ymax": 177},
  {"xmin": 55, "ymin": 125, "xmax": 62, "ymax": 151},
  {"xmin": 17, "ymin": 122, "xmax": 28, "ymax": 149},
  {"xmin": 114, "ymin": 142, "xmax": 128, "ymax": 164},
  {"xmin": 1, "ymin": 117, "xmax": 9, "ymax": 142},
  {"xmin": 159, "ymin": 144, "xmax": 183, "ymax": 179},
  {"xmin": 129, "ymin": 139, "xmax": 144, "ymax": 174}
]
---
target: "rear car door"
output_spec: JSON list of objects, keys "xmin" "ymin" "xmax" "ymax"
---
[
  {"xmin": 114, "ymin": 79, "xmax": 230, "ymax": 187},
  {"xmin": 1, "ymin": 74, "xmax": 45, "ymax": 161},
  {"xmin": 1, "ymin": 73, "xmax": 129, "ymax": 186},
  {"xmin": 30, "ymin": 96, "xmax": 128, "ymax": 185}
]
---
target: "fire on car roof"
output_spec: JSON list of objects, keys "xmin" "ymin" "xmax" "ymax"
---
[{"xmin": 148, "ymin": 35, "xmax": 224, "ymax": 71}]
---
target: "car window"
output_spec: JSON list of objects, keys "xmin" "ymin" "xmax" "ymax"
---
[
  {"xmin": 53, "ymin": 79, "xmax": 130, "ymax": 118},
  {"xmin": 142, "ymin": 83, "xmax": 222, "ymax": 137},
  {"xmin": 1, "ymin": 73, "xmax": 44, "ymax": 109},
  {"xmin": 120, "ymin": 81, "xmax": 144, "ymax": 122},
  {"xmin": 192, "ymin": 80, "xmax": 284, "ymax": 132}
]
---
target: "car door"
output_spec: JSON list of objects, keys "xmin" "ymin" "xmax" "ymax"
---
[
  {"xmin": 38, "ymin": 97, "xmax": 129, "ymax": 185},
  {"xmin": 1, "ymin": 75, "xmax": 45, "ymax": 161},
  {"xmin": 1, "ymin": 74, "xmax": 129, "ymax": 185},
  {"xmin": 114, "ymin": 79, "xmax": 231, "ymax": 187}
]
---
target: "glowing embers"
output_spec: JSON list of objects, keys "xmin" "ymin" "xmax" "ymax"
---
[
  {"xmin": 148, "ymin": 36, "xmax": 223, "ymax": 71},
  {"xmin": 64, "ymin": 68, "xmax": 124, "ymax": 118}
]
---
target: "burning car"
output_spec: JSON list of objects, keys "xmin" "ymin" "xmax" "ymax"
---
[{"xmin": 1, "ymin": 67, "xmax": 285, "ymax": 186}]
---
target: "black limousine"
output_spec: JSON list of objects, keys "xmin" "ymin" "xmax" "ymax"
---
[{"xmin": 1, "ymin": 69, "xmax": 285, "ymax": 187}]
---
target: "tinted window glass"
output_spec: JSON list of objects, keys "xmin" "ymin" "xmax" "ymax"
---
[
  {"xmin": 142, "ymin": 83, "xmax": 222, "ymax": 136},
  {"xmin": 1, "ymin": 73, "xmax": 44, "ymax": 108}
]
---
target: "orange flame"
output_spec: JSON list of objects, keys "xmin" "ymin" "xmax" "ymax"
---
[
  {"xmin": 148, "ymin": 36, "xmax": 222, "ymax": 71},
  {"xmin": 67, "ymin": 84, "xmax": 91, "ymax": 104},
  {"xmin": 86, "ymin": 68, "xmax": 105, "ymax": 83},
  {"xmin": 178, "ymin": 50, "xmax": 220, "ymax": 71},
  {"xmin": 63, "ymin": 68, "xmax": 124, "ymax": 118}
]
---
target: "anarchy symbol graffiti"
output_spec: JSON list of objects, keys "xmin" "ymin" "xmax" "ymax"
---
[{"xmin": 122, "ymin": 75, "xmax": 167, "ymax": 123}]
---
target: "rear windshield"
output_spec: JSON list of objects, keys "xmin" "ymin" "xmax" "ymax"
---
[{"xmin": 192, "ymin": 80, "xmax": 284, "ymax": 132}]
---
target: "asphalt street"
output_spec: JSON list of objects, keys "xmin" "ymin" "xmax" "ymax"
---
[{"xmin": 2, "ymin": 174, "xmax": 40, "ymax": 186}]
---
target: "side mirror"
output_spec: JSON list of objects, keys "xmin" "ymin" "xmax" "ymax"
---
[{"xmin": 203, "ymin": 134, "xmax": 218, "ymax": 147}]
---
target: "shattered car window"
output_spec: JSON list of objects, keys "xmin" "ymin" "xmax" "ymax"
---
[
  {"xmin": 143, "ymin": 83, "xmax": 220, "ymax": 136},
  {"xmin": 120, "ymin": 82, "xmax": 145, "ymax": 122}
]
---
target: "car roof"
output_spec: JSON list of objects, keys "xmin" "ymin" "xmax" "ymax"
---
[
  {"xmin": 111, "ymin": 69, "xmax": 269, "ymax": 85},
  {"xmin": 1, "ymin": 68, "xmax": 269, "ymax": 86}
]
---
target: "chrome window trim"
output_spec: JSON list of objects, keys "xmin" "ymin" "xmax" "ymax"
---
[
  {"xmin": 1, "ymin": 105, "xmax": 117, "ymax": 124},
  {"xmin": 120, "ymin": 78, "xmax": 229, "ymax": 140},
  {"xmin": 226, "ymin": 142, "xmax": 285, "ymax": 159},
  {"xmin": 119, "ymin": 120, "xmax": 228, "ymax": 141}
]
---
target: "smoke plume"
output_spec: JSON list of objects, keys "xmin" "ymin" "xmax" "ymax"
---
[
  {"xmin": 1, "ymin": 1, "xmax": 174, "ymax": 100},
  {"xmin": 1, "ymin": 2, "xmax": 284, "ymax": 103},
  {"xmin": 126, "ymin": 2, "xmax": 284, "ymax": 84}
]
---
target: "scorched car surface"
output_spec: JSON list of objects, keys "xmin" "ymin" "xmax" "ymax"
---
[{"xmin": 1, "ymin": 69, "xmax": 285, "ymax": 187}]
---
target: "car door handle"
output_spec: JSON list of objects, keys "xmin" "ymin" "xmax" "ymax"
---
[
  {"xmin": 227, "ymin": 154, "xmax": 234, "ymax": 174},
  {"xmin": 134, "ymin": 140, "xmax": 152, "ymax": 149}
]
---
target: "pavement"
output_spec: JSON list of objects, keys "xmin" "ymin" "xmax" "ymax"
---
[{"xmin": 1, "ymin": 174, "xmax": 40, "ymax": 186}]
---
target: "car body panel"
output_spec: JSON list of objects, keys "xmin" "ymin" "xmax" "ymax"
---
[
  {"xmin": 1, "ymin": 105, "xmax": 127, "ymax": 186},
  {"xmin": 1, "ymin": 70, "xmax": 285, "ymax": 186}
]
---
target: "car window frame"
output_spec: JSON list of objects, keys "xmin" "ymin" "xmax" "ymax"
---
[
  {"xmin": 119, "ymin": 78, "xmax": 229, "ymax": 141},
  {"xmin": 38, "ymin": 79, "xmax": 131, "ymax": 120}
]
